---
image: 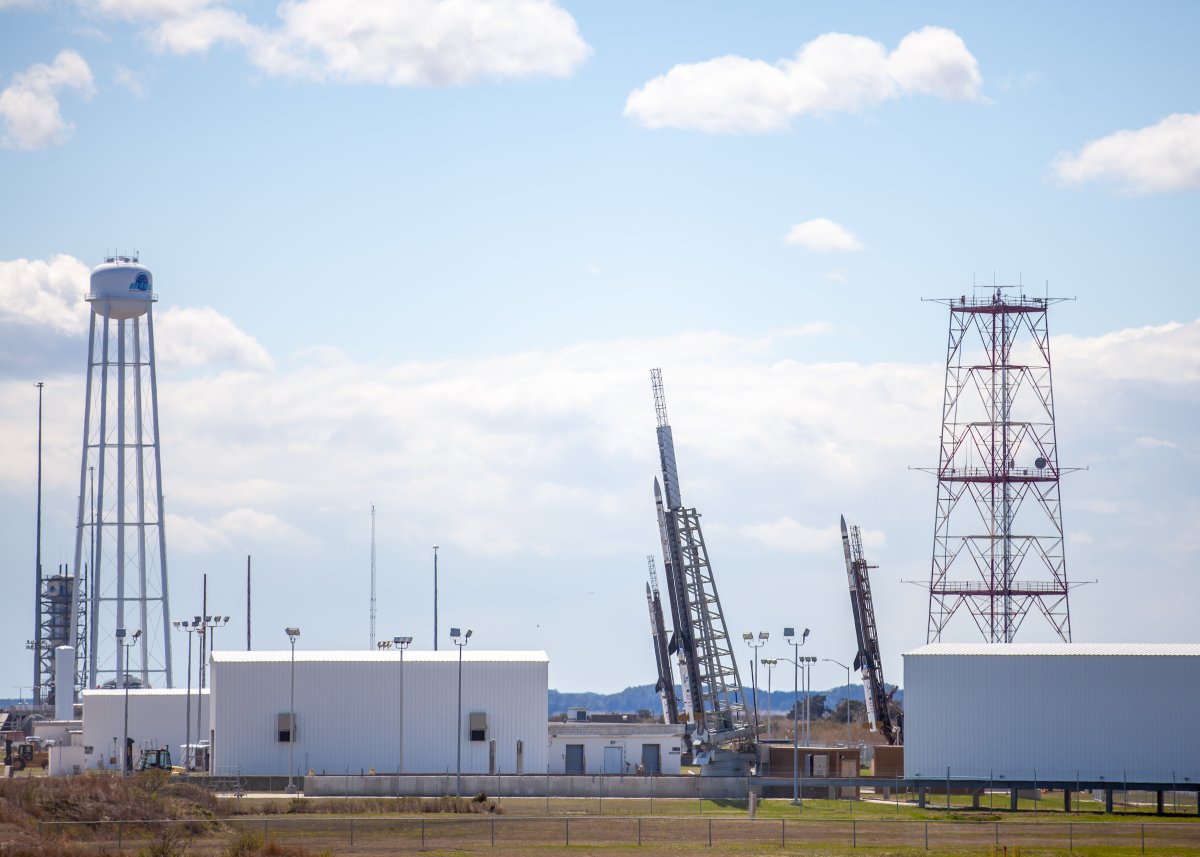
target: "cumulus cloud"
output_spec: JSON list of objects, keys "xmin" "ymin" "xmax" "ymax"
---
[
  {"xmin": 81, "ymin": 0, "xmax": 590, "ymax": 86},
  {"xmin": 0, "ymin": 255, "xmax": 92, "ymax": 333},
  {"xmin": 625, "ymin": 26, "xmax": 982, "ymax": 133},
  {"xmin": 742, "ymin": 517, "xmax": 885, "ymax": 553},
  {"xmin": 0, "ymin": 310, "xmax": 1196, "ymax": 687},
  {"xmin": 1052, "ymin": 113, "xmax": 1200, "ymax": 194},
  {"xmin": 0, "ymin": 255, "xmax": 272, "ymax": 371},
  {"xmin": 156, "ymin": 306, "xmax": 274, "ymax": 371},
  {"xmin": 0, "ymin": 50, "xmax": 95, "ymax": 149},
  {"xmin": 1054, "ymin": 319, "xmax": 1200, "ymax": 385},
  {"xmin": 785, "ymin": 218, "xmax": 864, "ymax": 253}
]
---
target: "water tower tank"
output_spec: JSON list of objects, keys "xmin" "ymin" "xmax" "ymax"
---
[{"xmin": 88, "ymin": 258, "xmax": 155, "ymax": 320}]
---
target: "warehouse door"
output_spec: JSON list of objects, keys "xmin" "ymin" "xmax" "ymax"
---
[
  {"xmin": 565, "ymin": 744, "xmax": 585, "ymax": 774},
  {"xmin": 640, "ymin": 744, "xmax": 661, "ymax": 774},
  {"xmin": 603, "ymin": 746, "xmax": 624, "ymax": 774}
]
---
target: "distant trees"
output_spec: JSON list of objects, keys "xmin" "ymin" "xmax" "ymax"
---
[
  {"xmin": 785, "ymin": 694, "xmax": 827, "ymax": 720},
  {"xmin": 832, "ymin": 698, "xmax": 868, "ymax": 725}
]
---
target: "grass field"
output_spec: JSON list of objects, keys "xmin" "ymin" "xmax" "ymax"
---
[{"xmin": 5, "ymin": 775, "xmax": 1200, "ymax": 856}]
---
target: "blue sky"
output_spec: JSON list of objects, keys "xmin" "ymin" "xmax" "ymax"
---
[{"xmin": 1, "ymin": 1, "xmax": 1198, "ymax": 700}]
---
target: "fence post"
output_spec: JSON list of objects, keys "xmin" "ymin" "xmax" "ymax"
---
[
  {"xmin": 420, "ymin": 818, "xmax": 425, "ymax": 848},
  {"xmin": 118, "ymin": 820, "xmax": 123, "ymax": 853},
  {"xmin": 1141, "ymin": 822, "xmax": 1145, "ymax": 854},
  {"xmin": 994, "ymin": 821, "xmax": 999, "ymax": 845},
  {"xmin": 781, "ymin": 818, "xmax": 785, "ymax": 848},
  {"xmin": 1069, "ymin": 821, "xmax": 1073, "ymax": 852},
  {"xmin": 708, "ymin": 817, "xmax": 712, "ymax": 847},
  {"xmin": 491, "ymin": 817, "xmax": 495, "ymax": 846},
  {"xmin": 852, "ymin": 819, "xmax": 856, "ymax": 848},
  {"xmin": 565, "ymin": 817, "xmax": 570, "ymax": 846},
  {"xmin": 638, "ymin": 817, "xmax": 642, "ymax": 846},
  {"xmin": 349, "ymin": 817, "xmax": 353, "ymax": 849},
  {"xmin": 924, "ymin": 820, "xmax": 928, "ymax": 851}
]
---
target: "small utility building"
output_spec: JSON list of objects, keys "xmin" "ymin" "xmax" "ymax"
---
[
  {"xmin": 210, "ymin": 650, "xmax": 548, "ymax": 778},
  {"xmin": 904, "ymin": 643, "xmax": 1200, "ymax": 783}
]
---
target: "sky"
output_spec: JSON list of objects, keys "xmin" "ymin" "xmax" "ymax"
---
[{"xmin": 1, "ymin": 1, "xmax": 1198, "ymax": 702}]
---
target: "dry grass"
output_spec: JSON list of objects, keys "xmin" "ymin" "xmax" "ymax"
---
[{"xmin": 219, "ymin": 794, "xmax": 500, "ymax": 816}]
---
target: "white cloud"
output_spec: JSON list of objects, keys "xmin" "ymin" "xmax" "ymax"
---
[
  {"xmin": 785, "ymin": 218, "xmax": 864, "ymax": 252},
  {"xmin": 156, "ymin": 306, "xmax": 274, "ymax": 371},
  {"xmin": 83, "ymin": 0, "xmax": 590, "ymax": 86},
  {"xmin": 0, "ymin": 255, "xmax": 92, "ymax": 333},
  {"xmin": 1054, "ymin": 319, "xmax": 1200, "ymax": 385},
  {"xmin": 1053, "ymin": 113, "xmax": 1200, "ymax": 194},
  {"xmin": 742, "ymin": 518, "xmax": 838, "ymax": 553},
  {"xmin": 0, "ymin": 50, "xmax": 95, "ymax": 149},
  {"xmin": 0, "ymin": 255, "xmax": 272, "ymax": 371},
  {"xmin": 1, "ymin": 308, "xmax": 1196, "ymax": 692},
  {"xmin": 624, "ymin": 26, "xmax": 982, "ymax": 133},
  {"xmin": 113, "ymin": 66, "xmax": 146, "ymax": 96}
]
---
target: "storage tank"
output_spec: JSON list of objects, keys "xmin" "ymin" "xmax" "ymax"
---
[{"xmin": 88, "ymin": 258, "xmax": 155, "ymax": 320}]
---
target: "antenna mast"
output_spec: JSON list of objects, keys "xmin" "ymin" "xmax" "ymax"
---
[
  {"xmin": 923, "ymin": 287, "xmax": 1076, "ymax": 643},
  {"xmin": 369, "ymin": 504, "xmax": 377, "ymax": 649}
]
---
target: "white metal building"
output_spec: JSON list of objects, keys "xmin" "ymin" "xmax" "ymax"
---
[
  {"xmin": 80, "ymin": 689, "xmax": 209, "ymax": 771},
  {"xmin": 210, "ymin": 650, "xmax": 548, "ymax": 778},
  {"xmin": 547, "ymin": 722, "xmax": 686, "ymax": 775},
  {"xmin": 903, "ymin": 643, "xmax": 1200, "ymax": 783}
]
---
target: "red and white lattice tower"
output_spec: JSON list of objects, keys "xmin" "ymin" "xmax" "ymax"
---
[{"xmin": 925, "ymin": 286, "xmax": 1074, "ymax": 643}]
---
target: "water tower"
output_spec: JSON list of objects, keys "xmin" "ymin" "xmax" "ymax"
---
[{"xmin": 67, "ymin": 256, "xmax": 173, "ymax": 693}]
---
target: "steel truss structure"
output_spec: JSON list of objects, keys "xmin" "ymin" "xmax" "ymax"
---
[
  {"xmin": 925, "ymin": 288, "xmax": 1074, "ymax": 643},
  {"xmin": 649, "ymin": 369, "xmax": 751, "ymax": 763},
  {"xmin": 70, "ymin": 261, "xmax": 173, "ymax": 692},
  {"xmin": 842, "ymin": 517, "xmax": 900, "ymax": 744}
]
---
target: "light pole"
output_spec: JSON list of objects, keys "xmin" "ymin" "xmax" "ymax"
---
[
  {"xmin": 451, "ymin": 627, "xmax": 472, "ymax": 797},
  {"xmin": 172, "ymin": 619, "xmax": 198, "ymax": 774},
  {"xmin": 433, "ymin": 546, "xmax": 439, "ymax": 651},
  {"xmin": 196, "ymin": 615, "xmax": 228, "ymax": 767},
  {"xmin": 760, "ymin": 658, "xmax": 778, "ymax": 740},
  {"xmin": 742, "ymin": 631, "xmax": 768, "ymax": 741},
  {"xmin": 784, "ymin": 626, "xmax": 810, "ymax": 806},
  {"xmin": 118, "ymin": 628, "xmax": 140, "ymax": 776},
  {"xmin": 823, "ymin": 658, "xmax": 853, "ymax": 750},
  {"xmin": 285, "ymin": 627, "xmax": 300, "ymax": 793},
  {"xmin": 394, "ymin": 636, "xmax": 412, "ymax": 775}
]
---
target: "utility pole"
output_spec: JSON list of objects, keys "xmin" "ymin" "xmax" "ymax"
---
[{"xmin": 33, "ymin": 382, "xmax": 44, "ymax": 707}]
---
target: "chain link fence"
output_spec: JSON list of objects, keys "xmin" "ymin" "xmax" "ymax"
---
[{"xmin": 33, "ymin": 815, "xmax": 1200, "ymax": 854}]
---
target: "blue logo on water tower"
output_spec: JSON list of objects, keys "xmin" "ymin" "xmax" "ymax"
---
[{"xmin": 129, "ymin": 272, "xmax": 150, "ymax": 292}]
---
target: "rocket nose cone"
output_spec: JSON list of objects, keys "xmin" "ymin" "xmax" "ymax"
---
[
  {"xmin": 840, "ymin": 515, "xmax": 848, "ymax": 536},
  {"xmin": 653, "ymin": 477, "xmax": 662, "ymax": 499}
]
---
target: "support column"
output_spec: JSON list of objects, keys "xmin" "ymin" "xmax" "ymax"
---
[
  {"xmin": 1156, "ymin": 791, "xmax": 1165, "ymax": 815},
  {"xmin": 1064, "ymin": 789, "xmax": 1071, "ymax": 812},
  {"xmin": 918, "ymin": 786, "xmax": 926, "ymax": 808},
  {"xmin": 1104, "ymin": 789, "xmax": 1113, "ymax": 814},
  {"xmin": 1010, "ymin": 788, "xmax": 1018, "ymax": 811}
]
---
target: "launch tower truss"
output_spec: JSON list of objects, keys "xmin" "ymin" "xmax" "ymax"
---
[{"xmin": 924, "ymin": 287, "xmax": 1075, "ymax": 644}]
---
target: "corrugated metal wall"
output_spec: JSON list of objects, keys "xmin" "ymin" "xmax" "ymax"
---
[
  {"xmin": 903, "ymin": 648, "xmax": 1200, "ymax": 782},
  {"xmin": 211, "ymin": 652, "xmax": 548, "ymax": 777},
  {"xmin": 80, "ymin": 689, "xmax": 209, "ymax": 770}
]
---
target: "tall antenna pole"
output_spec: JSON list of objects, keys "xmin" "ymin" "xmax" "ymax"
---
[
  {"xmin": 33, "ymin": 381, "xmax": 44, "ymax": 707},
  {"xmin": 433, "ymin": 545, "xmax": 439, "ymax": 651},
  {"xmin": 369, "ymin": 505, "xmax": 377, "ymax": 649},
  {"xmin": 245, "ymin": 555, "xmax": 251, "ymax": 650}
]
